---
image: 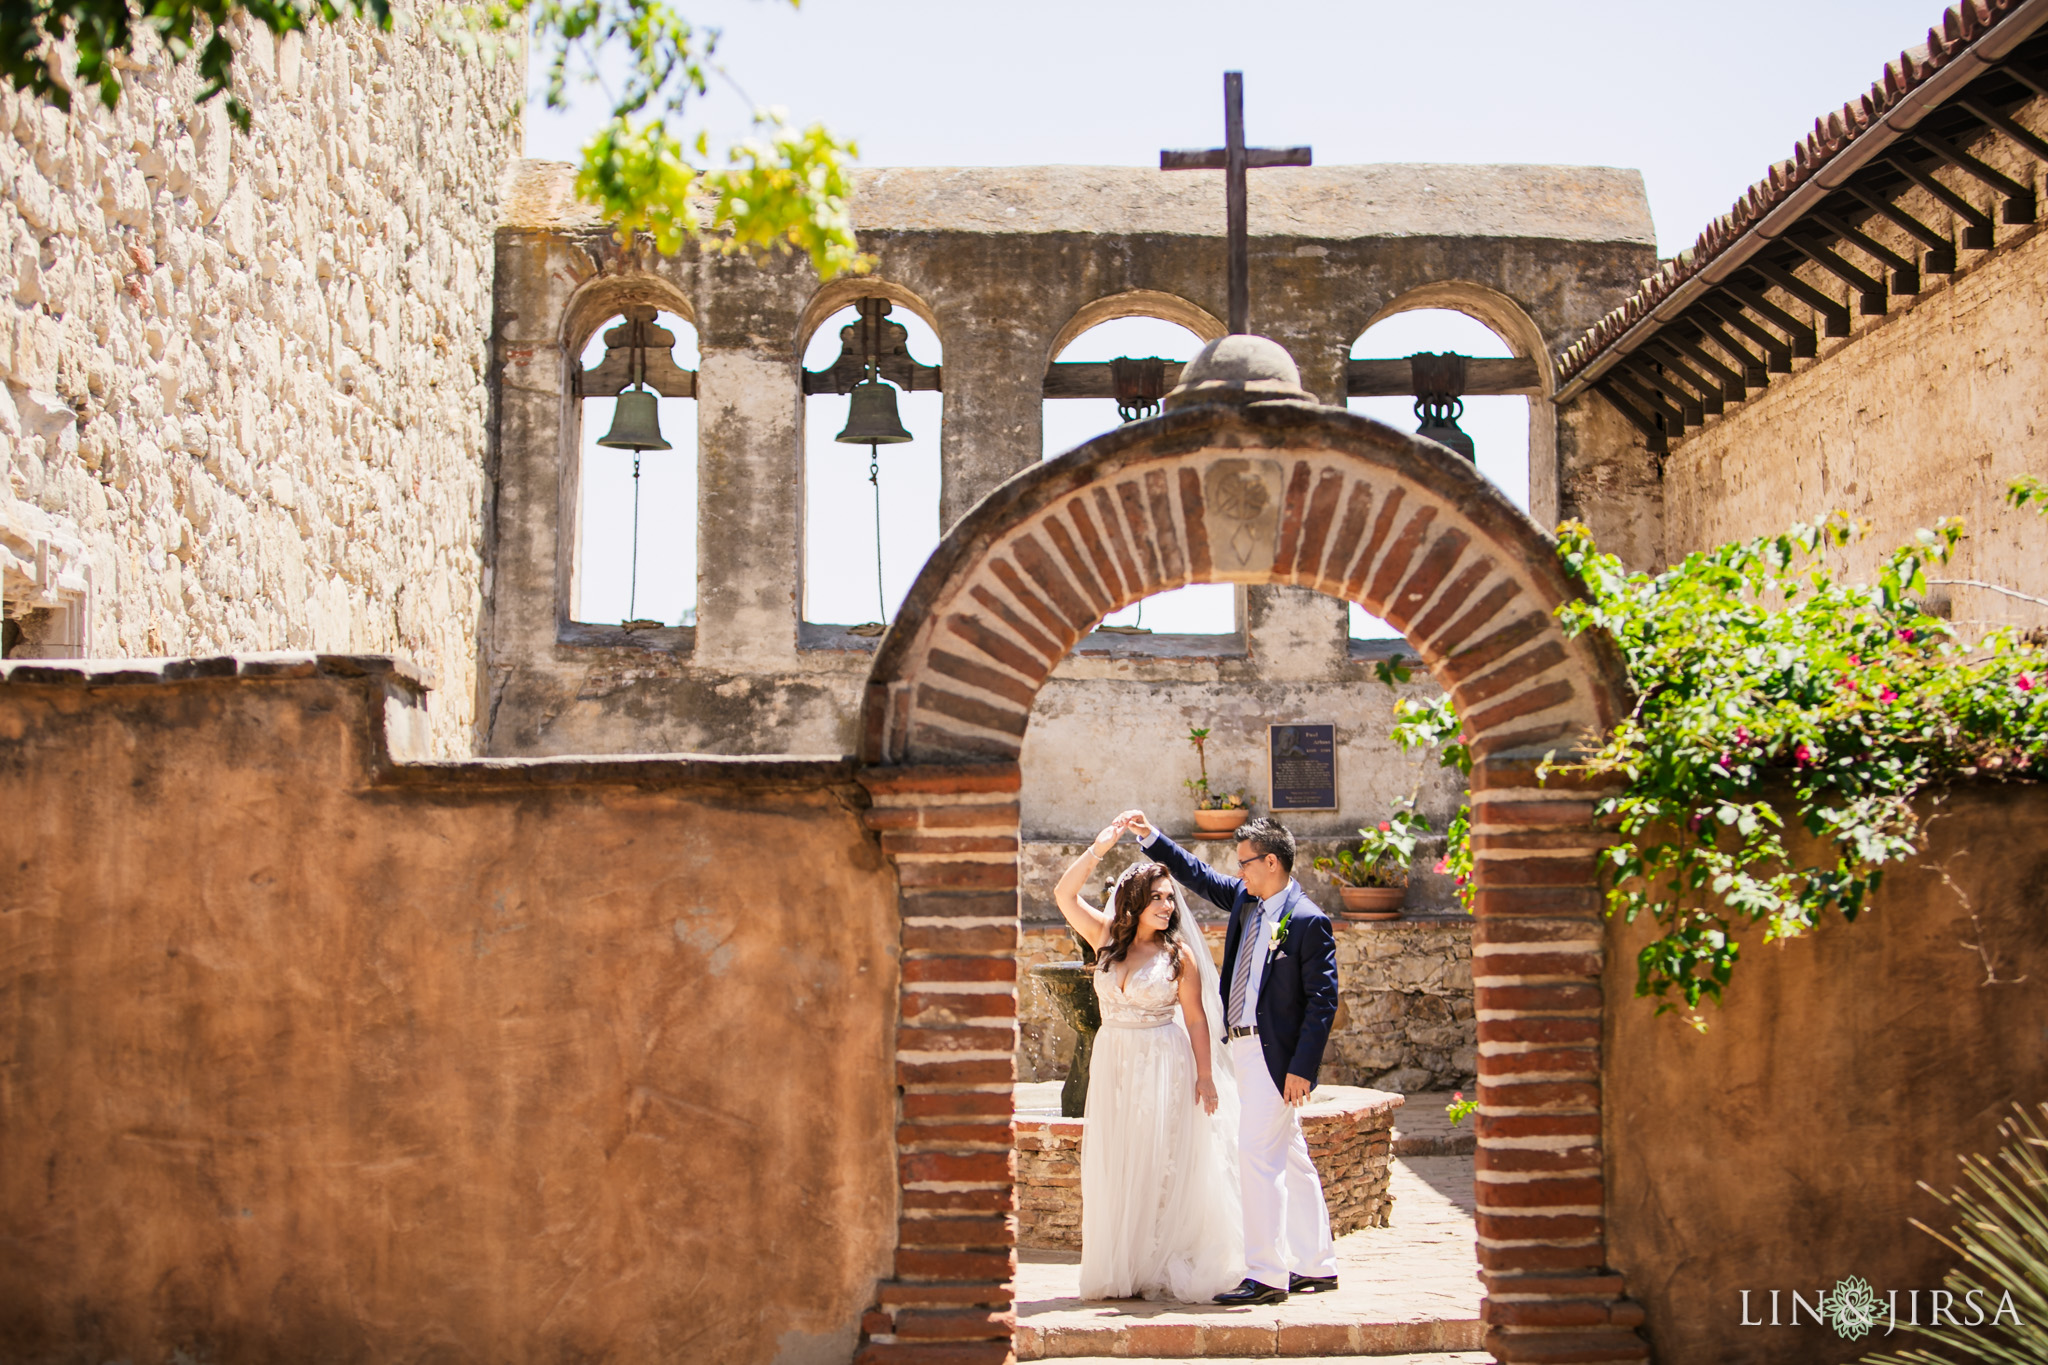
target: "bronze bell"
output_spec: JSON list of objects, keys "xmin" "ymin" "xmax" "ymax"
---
[
  {"xmin": 1414, "ymin": 403, "xmax": 1476, "ymax": 463},
  {"xmin": 597, "ymin": 388, "xmax": 671, "ymax": 452},
  {"xmin": 836, "ymin": 380, "xmax": 913, "ymax": 445}
]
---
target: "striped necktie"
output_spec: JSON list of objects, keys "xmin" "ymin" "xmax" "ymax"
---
[{"xmin": 1229, "ymin": 899, "xmax": 1262, "ymax": 1028}]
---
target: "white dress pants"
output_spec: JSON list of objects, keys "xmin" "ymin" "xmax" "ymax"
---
[{"xmin": 1229, "ymin": 1034, "xmax": 1337, "ymax": 1288}]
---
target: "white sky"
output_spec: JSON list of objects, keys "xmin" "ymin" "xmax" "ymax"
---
[{"xmin": 554, "ymin": 0, "xmax": 1946, "ymax": 629}]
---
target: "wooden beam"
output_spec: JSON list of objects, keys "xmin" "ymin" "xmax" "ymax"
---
[
  {"xmin": 1618, "ymin": 357, "xmax": 1702, "ymax": 426},
  {"xmin": 1654, "ymin": 333, "xmax": 1746, "ymax": 402},
  {"xmin": 1593, "ymin": 379, "xmax": 1668, "ymax": 453},
  {"xmin": 1041, "ymin": 355, "xmax": 1542, "ymax": 400},
  {"xmin": 1808, "ymin": 208, "xmax": 1921, "ymax": 294},
  {"xmin": 1697, "ymin": 294, "xmax": 1793, "ymax": 372},
  {"xmin": 1908, "ymin": 130, "xmax": 2036, "ymax": 224},
  {"xmin": 1746, "ymin": 262, "xmax": 1852, "ymax": 339},
  {"xmin": 1887, "ymin": 152, "xmax": 1998, "ymax": 249},
  {"xmin": 1684, "ymin": 314, "xmax": 1770, "ymax": 387},
  {"xmin": 1843, "ymin": 184, "xmax": 1956, "ymax": 274},
  {"xmin": 1041, "ymin": 361, "xmax": 1187, "ymax": 400},
  {"xmin": 1642, "ymin": 344, "xmax": 1725, "ymax": 414},
  {"xmin": 1344, "ymin": 356, "xmax": 1541, "ymax": 398},
  {"xmin": 1782, "ymin": 235, "xmax": 1889, "ymax": 314},
  {"xmin": 1721, "ymin": 282, "xmax": 1819, "ymax": 358}
]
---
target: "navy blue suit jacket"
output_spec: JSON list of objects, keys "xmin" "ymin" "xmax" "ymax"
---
[{"xmin": 1143, "ymin": 832, "xmax": 1340, "ymax": 1092}]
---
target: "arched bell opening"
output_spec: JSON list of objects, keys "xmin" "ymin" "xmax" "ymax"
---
[
  {"xmin": 1346, "ymin": 305, "xmax": 1539, "ymax": 646},
  {"xmin": 571, "ymin": 307, "xmax": 701, "ymax": 630},
  {"xmin": 799, "ymin": 298, "xmax": 945, "ymax": 637},
  {"xmin": 1041, "ymin": 312, "xmax": 1235, "ymax": 636}
]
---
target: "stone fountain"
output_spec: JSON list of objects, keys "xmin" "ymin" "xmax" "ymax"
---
[{"xmin": 1028, "ymin": 932, "xmax": 1101, "ymax": 1118}]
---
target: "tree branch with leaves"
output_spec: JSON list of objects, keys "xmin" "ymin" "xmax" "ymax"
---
[{"xmin": 3, "ymin": 0, "xmax": 869, "ymax": 277}]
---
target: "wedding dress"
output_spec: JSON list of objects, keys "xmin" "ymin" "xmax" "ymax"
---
[{"xmin": 1077, "ymin": 885, "xmax": 1245, "ymax": 1302}]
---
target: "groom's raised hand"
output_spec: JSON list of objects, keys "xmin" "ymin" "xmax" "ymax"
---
[{"xmin": 1116, "ymin": 810, "xmax": 1155, "ymax": 841}]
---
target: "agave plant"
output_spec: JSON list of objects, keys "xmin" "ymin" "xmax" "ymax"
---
[{"xmin": 1864, "ymin": 1101, "xmax": 2048, "ymax": 1365}]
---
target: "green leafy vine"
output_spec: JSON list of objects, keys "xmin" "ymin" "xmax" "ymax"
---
[{"xmin": 1381, "ymin": 492, "xmax": 2048, "ymax": 1016}]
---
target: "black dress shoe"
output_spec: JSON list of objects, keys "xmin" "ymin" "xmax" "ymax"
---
[
  {"xmin": 1214, "ymin": 1277, "xmax": 1288, "ymax": 1305},
  {"xmin": 1289, "ymin": 1272, "xmax": 1339, "ymax": 1294}
]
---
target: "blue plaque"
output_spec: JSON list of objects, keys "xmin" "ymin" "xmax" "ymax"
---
[{"xmin": 1268, "ymin": 724, "xmax": 1337, "ymax": 812}]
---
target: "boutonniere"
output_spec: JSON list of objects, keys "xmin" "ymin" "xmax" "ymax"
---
[{"xmin": 1268, "ymin": 903, "xmax": 1295, "ymax": 951}]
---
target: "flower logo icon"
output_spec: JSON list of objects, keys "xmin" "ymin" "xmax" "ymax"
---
[{"xmin": 1823, "ymin": 1275, "xmax": 1881, "ymax": 1340}]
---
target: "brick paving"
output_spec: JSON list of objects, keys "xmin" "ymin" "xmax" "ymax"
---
[{"xmin": 1014, "ymin": 1149, "xmax": 1482, "ymax": 1358}]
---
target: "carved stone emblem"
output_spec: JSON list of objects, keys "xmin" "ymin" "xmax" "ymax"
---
[{"xmin": 1202, "ymin": 458, "xmax": 1284, "ymax": 576}]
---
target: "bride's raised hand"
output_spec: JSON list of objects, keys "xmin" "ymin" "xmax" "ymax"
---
[
  {"xmin": 1089, "ymin": 820, "xmax": 1125, "ymax": 856},
  {"xmin": 1195, "ymin": 1074, "xmax": 1218, "ymax": 1116}
]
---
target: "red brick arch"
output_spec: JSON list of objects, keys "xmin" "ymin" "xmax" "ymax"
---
[{"xmin": 853, "ymin": 400, "xmax": 1647, "ymax": 1365}]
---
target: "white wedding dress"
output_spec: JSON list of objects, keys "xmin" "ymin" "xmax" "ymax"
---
[{"xmin": 1078, "ymin": 889, "xmax": 1246, "ymax": 1302}]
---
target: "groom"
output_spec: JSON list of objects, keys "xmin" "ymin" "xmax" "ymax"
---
[{"xmin": 1122, "ymin": 811, "xmax": 1340, "ymax": 1305}]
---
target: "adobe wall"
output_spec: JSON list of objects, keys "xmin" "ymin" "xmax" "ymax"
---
[
  {"xmin": 1605, "ymin": 781, "xmax": 2048, "ymax": 1365},
  {"xmin": 1656, "ymin": 140, "xmax": 2048, "ymax": 620},
  {"xmin": 0, "ymin": 10, "xmax": 521, "ymax": 753},
  {"xmin": 0, "ymin": 658, "xmax": 898, "ymax": 1365}
]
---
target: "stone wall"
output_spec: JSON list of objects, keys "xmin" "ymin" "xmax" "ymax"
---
[
  {"xmin": 1655, "ymin": 117, "xmax": 2048, "ymax": 617},
  {"xmin": 1605, "ymin": 782, "xmax": 2048, "ymax": 1365},
  {"xmin": 1019, "ymin": 912, "xmax": 1474, "ymax": 1094},
  {"xmin": 0, "ymin": 658, "xmax": 899, "ymax": 1365},
  {"xmin": 0, "ymin": 12, "xmax": 521, "ymax": 753},
  {"xmin": 1014, "ymin": 1087, "xmax": 1400, "ymax": 1251}
]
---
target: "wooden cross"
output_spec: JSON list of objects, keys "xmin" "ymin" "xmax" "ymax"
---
[{"xmin": 1161, "ymin": 72, "xmax": 1312, "ymax": 335}]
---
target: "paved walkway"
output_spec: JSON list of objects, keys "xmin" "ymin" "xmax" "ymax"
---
[{"xmin": 1015, "ymin": 1151, "xmax": 1482, "ymax": 1358}]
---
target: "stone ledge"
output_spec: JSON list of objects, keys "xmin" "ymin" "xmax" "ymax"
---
[
  {"xmin": 0, "ymin": 652, "xmax": 435, "ymax": 692},
  {"xmin": 1015, "ymin": 1085, "xmax": 1402, "ymax": 1251}
]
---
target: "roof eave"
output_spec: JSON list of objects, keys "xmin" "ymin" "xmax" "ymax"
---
[{"xmin": 1555, "ymin": 0, "xmax": 2048, "ymax": 405}]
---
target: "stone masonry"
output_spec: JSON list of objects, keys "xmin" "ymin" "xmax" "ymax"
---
[
  {"xmin": 1013, "ymin": 1086, "xmax": 1400, "ymax": 1252},
  {"xmin": 1019, "ymin": 918, "xmax": 1475, "ymax": 1094},
  {"xmin": 0, "ymin": 10, "xmax": 521, "ymax": 751}
]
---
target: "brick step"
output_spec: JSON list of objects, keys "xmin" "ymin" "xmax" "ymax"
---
[
  {"xmin": 1017, "ymin": 1314, "xmax": 1485, "ymax": 1359},
  {"xmin": 1036, "ymin": 1354, "xmax": 1490, "ymax": 1364}
]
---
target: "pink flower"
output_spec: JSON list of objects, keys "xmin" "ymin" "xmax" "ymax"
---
[
  {"xmin": 1452, "ymin": 1091, "xmax": 1464, "ymax": 1102},
  {"xmin": 1899, "ymin": 628, "xmax": 1916, "ymax": 643},
  {"xmin": 1849, "ymin": 655, "xmax": 1862, "ymax": 667},
  {"xmin": 1734, "ymin": 727, "xmax": 1752, "ymax": 746},
  {"xmin": 1718, "ymin": 751, "xmax": 1732, "ymax": 767},
  {"xmin": 1377, "ymin": 821, "xmax": 1391, "ymax": 832},
  {"xmin": 1794, "ymin": 743, "xmax": 1814, "ymax": 766},
  {"xmin": 1879, "ymin": 688, "xmax": 1898, "ymax": 703},
  {"xmin": 2020, "ymin": 675, "xmax": 2035, "ymax": 693},
  {"xmin": 1433, "ymin": 858, "xmax": 1449, "ymax": 874}
]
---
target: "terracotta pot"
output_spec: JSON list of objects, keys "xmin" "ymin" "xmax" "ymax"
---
[
  {"xmin": 1338, "ymin": 884, "xmax": 1407, "ymax": 919},
  {"xmin": 1192, "ymin": 808, "xmax": 1251, "ymax": 835}
]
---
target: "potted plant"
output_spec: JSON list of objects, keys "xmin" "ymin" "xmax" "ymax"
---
[
  {"xmin": 1314, "ymin": 799, "xmax": 1432, "ymax": 918},
  {"xmin": 1184, "ymin": 726, "xmax": 1252, "ymax": 834}
]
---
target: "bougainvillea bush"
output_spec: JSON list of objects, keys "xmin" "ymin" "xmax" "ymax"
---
[{"xmin": 1403, "ymin": 497, "xmax": 2048, "ymax": 1016}]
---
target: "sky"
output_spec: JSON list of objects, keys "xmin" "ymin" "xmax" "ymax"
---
[{"xmin": 557, "ymin": 0, "xmax": 1950, "ymax": 630}]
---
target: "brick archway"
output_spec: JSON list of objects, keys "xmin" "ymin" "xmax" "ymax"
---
[{"xmin": 854, "ymin": 399, "xmax": 1645, "ymax": 1365}]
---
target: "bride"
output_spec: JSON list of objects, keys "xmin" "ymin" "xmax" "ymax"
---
[{"xmin": 1052, "ymin": 815, "xmax": 1245, "ymax": 1302}]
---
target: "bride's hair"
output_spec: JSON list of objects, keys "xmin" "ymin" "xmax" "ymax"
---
[{"xmin": 1097, "ymin": 863, "xmax": 1184, "ymax": 980}]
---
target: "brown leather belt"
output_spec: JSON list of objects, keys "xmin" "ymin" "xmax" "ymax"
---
[{"xmin": 1227, "ymin": 1025, "xmax": 1258, "ymax": 1039}]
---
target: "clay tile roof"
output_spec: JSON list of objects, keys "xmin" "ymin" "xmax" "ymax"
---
[{"xmin": 1555, "ymin": 0, "xmax": 2034, "ymax": 388}]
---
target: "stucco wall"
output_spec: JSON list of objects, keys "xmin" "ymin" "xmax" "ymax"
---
[
  {"xmin": 1605, "ymin": 782, "xmax": 2048, "ymax": 1365},
  {"xmin": 1659, "ymin": 173, "xmax": 2048, "ymax": 623},
  {"xmin": 0, "ymin": 659, "xmax": 898, "ymax": 1365},
  {"xmin": 0, "ymin": 11, "xmax": 521, "ymax": 754}
]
